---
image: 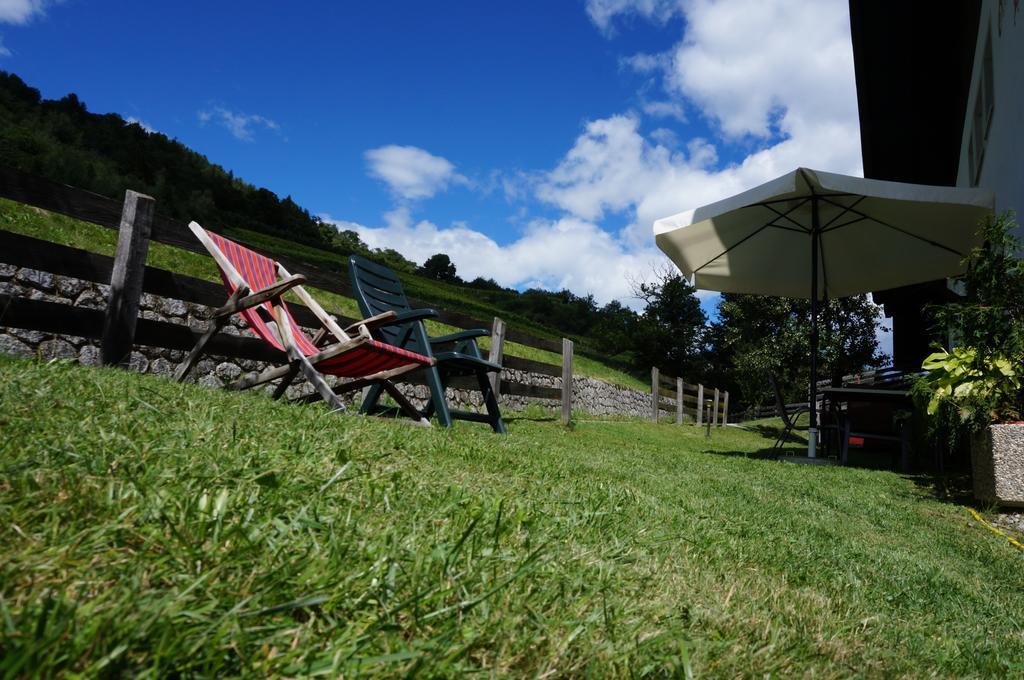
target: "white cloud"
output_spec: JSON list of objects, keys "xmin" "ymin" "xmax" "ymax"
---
[
  {"xmin": 325, "ymin": 211, "xmax": 662, "ymax": 306},
  {"xmin": 364, "ymin": 145, "xmax": 468, "ymax": 201},
  {"xmin": 124, "ymin": 116, "xmax": 155, "ymax": 134},
  {"xmin": 0, "ymin": 0, "xmax": 61, "ymax": 54},
  {"xmin": 620, "ymin": 51, "xmax": 670, "ymax": 74},
  {"xmin": 538, "ymin": 112, "xmax": 861, "ymax": 253},
  {"xmin": 586, "ymin": 0, "xmax": 682, "ymax": 34},
  {"xmin": 0, "ymin": 0, "xmax": 52, "ymax": 24},
  {"xmin": 642, "ymin": 100, "xmax": 686, "ymax": 122},
  {"xmin": 198, "ymin": 106, "xmax": 280, "ymax": 142},
  {"xmin": 667, "ymin": 0, "xmax": 857, "ymax": 140},
  {"xmin": 554, "ymin": 0, "xmax": 861, "ymax": 250}
]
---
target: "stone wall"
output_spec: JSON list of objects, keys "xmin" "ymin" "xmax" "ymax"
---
[{"xmin": 0, "ymin": 265, "xmax": 654, "ymax": 418}]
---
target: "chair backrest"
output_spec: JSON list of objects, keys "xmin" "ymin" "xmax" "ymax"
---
[
  {"xmin": 188, "ymin": 222, "xmax": 320, "ymax": 356},
  {"xmin": 348, "ymin": 255, "xmax": 427, "ymax": 352}
]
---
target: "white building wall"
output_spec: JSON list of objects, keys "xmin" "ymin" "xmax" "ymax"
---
[{"xmin": 956, "ymin": 0, "xmax": 1024, "ymax": 233}]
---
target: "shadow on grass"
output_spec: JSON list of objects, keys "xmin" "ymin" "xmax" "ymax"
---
[
  {"xmin": 907, "ymin": 470, "xmax": 976, "ymax": 506},
  {"xmin": 742, "ymin": 423, "xmax": 791, "ymax": 441},
  {"xmin": 504, "ymin": 415, "xmax": 559, "ymax": 423},
  {"xmin": 701, "ymin": 447, "xmax": 782, "ymax": 461}
]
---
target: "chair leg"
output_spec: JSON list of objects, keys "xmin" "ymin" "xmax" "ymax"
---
[
  {"xmin": 291, "ymin": 352, "xmax": 346, "ymax": 412},
  {"xmin": 380, "ymin": 380, "xmax": 430, "ymax": 426},
  {"xmin": 271, "ymin": 362, "xmax": 300, "ymax": 400},
  {"xmin": 176, "ymin": 288, "xmax": 246, "ymax": 383},
  {"xmin": 774, "ymin": 422, "xmax": 790, "ymax": 450},
  {"xmin": 475, "ymin": 369, "xmax": 506, "ymax": 434},
  {"xmin": 174, "ymin": 316, "xmax": 228, "ymax": 382},
  {"xmin": 359, "ymin": 382, "xmax": 386, "ymax": 415},
  {"xmin": 424, "ymin": 366, "xmax": 454, "ymax": 428}
]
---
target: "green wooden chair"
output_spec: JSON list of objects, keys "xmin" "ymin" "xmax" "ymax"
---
[{"xmin": 347, "ymin": 255, "xmax": 506, "ymax": 433}]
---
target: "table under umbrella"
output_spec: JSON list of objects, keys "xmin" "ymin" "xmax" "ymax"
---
[{"xmin": 654, "ymin": 167, "xmax": 993, "ymax": 458}]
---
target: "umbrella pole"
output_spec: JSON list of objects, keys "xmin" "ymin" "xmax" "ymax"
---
[{"xmin": 808, "ymin": 197, "xmax": 820, "ymax": 458}]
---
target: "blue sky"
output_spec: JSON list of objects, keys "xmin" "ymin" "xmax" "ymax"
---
[{"xmin": 0, "ymin": 0, "xmax": 874, "ymax": 330}]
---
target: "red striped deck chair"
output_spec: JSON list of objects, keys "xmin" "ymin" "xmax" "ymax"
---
[{"xmin": 174, "ymin": 221, "xmax": 434, "ymax": 424}]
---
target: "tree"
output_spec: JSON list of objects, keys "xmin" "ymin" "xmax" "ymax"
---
[
  {"xmin": 712, "ymin": 293, "xmax": 886, "ymax": 408},
  {"xmin": 630, "ymin": 267, "xmax": 707, "ymax": 375},
  {"xmin": 418, "ymin": 253, "xmax": 460, "ymax": 282},
  {"xmin": 592, "ymin": 299, "xmax": 639, "ymax": 358},
  {"xmin": 374, "ymin": 248, "xmax": 417, "ymax": 274},
  {"xmin": 332, "ymin": 229, "xmax": 369, "ymax": 255},
  {"xmin": 466, "ymin": 276, "xmax": 506, "ymax": 291}
]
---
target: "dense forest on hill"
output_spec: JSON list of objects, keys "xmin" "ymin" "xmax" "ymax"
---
[
  {"xmin": 0, "ymin": 70, "xmax": 888, "ymax": 408},
  {"xmin": 0, "ymin": 72, "xmax": 335, "ymax": 249},
  {"xmin": 0, "ymin": 71, "xmax": 648, "ymax": 358}
]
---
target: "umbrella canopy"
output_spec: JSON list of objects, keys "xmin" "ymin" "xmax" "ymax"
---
[
  {"xmin": 654, "ymin": 167, "xmax": 994, "ymax": 458},
  {"xmin": 654, "ymin": 168, "xmax": 994, "ymax": 300}
]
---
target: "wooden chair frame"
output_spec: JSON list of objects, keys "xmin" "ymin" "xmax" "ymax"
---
[{"xmin": 175, "ymin": 222, "xmax": 432, "ymax": 424}]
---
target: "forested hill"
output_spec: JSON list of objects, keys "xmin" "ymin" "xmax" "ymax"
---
[
  {"xmin": 0, "ymin": 71, "xmax": 659, "ymax": 374},
  {"xmin": 0, "ymin": 71, "xmax": 334, "ymax": 249}
]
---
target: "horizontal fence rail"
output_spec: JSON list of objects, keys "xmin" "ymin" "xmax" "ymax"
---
[{"xmin": 0, "ymin": 165, "xmax": 733, "ymax": 424}]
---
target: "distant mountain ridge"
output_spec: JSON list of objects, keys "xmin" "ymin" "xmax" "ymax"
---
[{"xmin": 0, "ymin": 71, "xmax": 334, "ymax": 250}]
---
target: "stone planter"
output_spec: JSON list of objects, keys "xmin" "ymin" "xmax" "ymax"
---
[{"xmin": 972, "ymin": 423, "xmax": 1024, "ymax": 507}]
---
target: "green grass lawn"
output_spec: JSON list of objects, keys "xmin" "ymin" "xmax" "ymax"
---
[
  {"xmin": 0, "ymin": 199, "xmax": 647, "ymax": 392},
  {"xmin": 2, "ymin": 356, "xmax": 1022, "ymax": 677}
]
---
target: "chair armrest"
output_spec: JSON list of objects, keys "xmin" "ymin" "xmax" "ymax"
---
[
  {"xmin": 393, "ymin": 308, "xmax": 439, "ymax": 324},
  {"xmin": 362, "ymin": 308, "xmax": 439, "ymax": 327},
  {"xmin": 429, "ymin": 329, "xmax": 489, "ymax": 345},
  {"xmin": 212, "ymin": 274, "xmax": 306, "ymax": 318},
  {"xmin": 342, "ymin": 310, "xmax": 399, "ymax": 335}
]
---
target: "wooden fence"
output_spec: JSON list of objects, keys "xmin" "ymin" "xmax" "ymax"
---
[
  {"xmin": 0, "ymin": 165, "xmax": 729, "ymax": 425},
  {"xmin": 649, "ymin": 367, "xmax": 728, "ymax": 426}
]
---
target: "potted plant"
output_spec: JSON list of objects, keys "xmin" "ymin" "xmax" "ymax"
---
[{"xmin": 915, "ymin": 212, "xmax": 1024, "ymax": 506}]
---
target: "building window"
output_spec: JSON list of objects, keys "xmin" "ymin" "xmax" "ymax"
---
[{"xmin": 969, "ymin": 30, "xmax": 995, "ymax": 186}]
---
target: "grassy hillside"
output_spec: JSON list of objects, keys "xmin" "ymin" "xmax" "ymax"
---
[
  {"xmin": 0, "ymin": 199, "xmax": 647, "ymax": 390},
  {"xmin": 0, "ymin": 71, "xmax": 648, "ymax": 379},
  {"xmin": 2, "ymin": 356, "xmax": 1023, "ymax": 676}
]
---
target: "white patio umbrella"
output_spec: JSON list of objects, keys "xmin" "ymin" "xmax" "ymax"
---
[{"xmin": 654, "ymin": 167, "xmax": 993, "ymax": 458}]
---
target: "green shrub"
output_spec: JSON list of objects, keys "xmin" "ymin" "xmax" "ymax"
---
[{"xmin": 915, "ymin": 212, "xmax": 1024, "ymax": 446}]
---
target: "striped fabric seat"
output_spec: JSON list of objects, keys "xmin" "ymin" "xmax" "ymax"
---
[{"xmin": 206, "ymin": 231, "xmax": 431, "ymax": 377}]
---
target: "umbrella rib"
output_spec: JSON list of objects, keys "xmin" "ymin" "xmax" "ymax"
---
[
  {"xmin": 770, "ymin": 224, "xmax": 806, "ymax": 235},
  {"xmin": 753, "ymin": 192, "xmax": 856, "ymax": 207},
  {"xmin": 820, "ymin": 195, "xmax": 867, "ymax": 229},
  {"xmin": 816, "ymin": 194, "xmax": 967, "ymax": 257},
  {"xmin": 759, "ymin": 198, "xmax": 812, "ymax": 231},
  {"xmin": 692, "ymin": 222, "xmax": 774, "ymax": 274},
  {"xmin": 694, "ymin": 198, "xmax": 814, "ymax": 274},
  {"xmin": 821, "ymin": 216, "xmax": 867, "ymax": 234}
]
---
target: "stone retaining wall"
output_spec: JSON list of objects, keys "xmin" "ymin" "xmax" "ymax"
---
[{"xmin": 0, "ymin": 265, "xmax": 654, "ymax": 418}]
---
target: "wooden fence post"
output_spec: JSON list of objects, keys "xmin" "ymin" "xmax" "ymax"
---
[
  {"xmin": 676, "ymin": 377, "xmax": 684, "ymax": 425},
  {"xmin": 561, "ymin": 338, "xmax": 574, "ymax": 425},
  {"xmin": 651, "ymin": 367, "xmax": 660, "ymax": 423},
  {"xmin": 713, "ymin": 388, "xmax": 721, "ymax": 427},
  {"xmin": 488, "ymin": 316, "xmax": 506, "ymax": 395},
  {"xmin": 696, "ymin": 384, "xmax": 704, "ymax": 426},
  {"xmin": 101, "ymin": 190, "xmax": 155, "ymax": 366},
  {"xmin": 722, "ymin": 391, "xmax": 730, "ymax": 425}
]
